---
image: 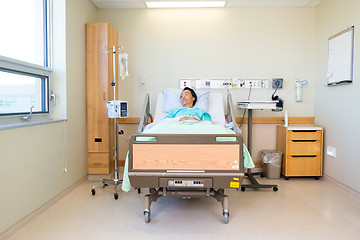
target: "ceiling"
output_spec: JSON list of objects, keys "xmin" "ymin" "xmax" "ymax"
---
[{"xmin": 91, "ymin": 0, "xmax": 323, "ymax": 9}]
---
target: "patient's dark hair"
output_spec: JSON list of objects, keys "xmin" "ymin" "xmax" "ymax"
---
[{"xmin": 182, "ymin": 87, "xmax": 197, "ymax": 106}]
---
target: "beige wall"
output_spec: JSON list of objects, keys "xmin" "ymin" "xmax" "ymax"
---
[
  {"xmin": 98, "ymin": 8, "xmax": 316, "ymax": 118},
  {"xmin": 315, "ymin": 0, "xmax": 360, "ymax": 193},
  {"xmin": 98, "ymin": 8, "xmax": 316, "ymax": 161},
  {"xmin": 0, "ymin": 0, "xmax": 97, "ymax": 234}
]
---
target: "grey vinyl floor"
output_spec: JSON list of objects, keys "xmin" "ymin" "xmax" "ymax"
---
[{"xmin": 2, "ymin": 176, "xmax": 360, "ymax": 240}]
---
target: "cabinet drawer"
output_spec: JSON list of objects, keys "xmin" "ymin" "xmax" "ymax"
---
[
  {"xmin": 87, "ymin": 153, "xmax": 109, "ymax": 174},
  {"xmin": 288, "ymin": 130, "xmax": 322, "ymax": 141},
  {"xmin": 284, "ymin": 156, "xmax": 322, "ymax": 176},
  {"xmin": 287, "ymin": 141, "xmax": 321, "ymax": 155}
]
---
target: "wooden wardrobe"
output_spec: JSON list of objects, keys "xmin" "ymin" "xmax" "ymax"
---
[{"xmin": 86, "ymin": 23, "xmax": 118, "ymax": 174}]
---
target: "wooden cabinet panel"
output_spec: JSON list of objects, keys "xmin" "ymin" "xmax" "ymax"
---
[
  {"xmin": 288, "ymin": 130, "xmax": 322, "ymax": 141},
  {"xmin": 277, "ymin": 125, "xmax": 323, "ymax": 178},
  {"xmin": 287, "ymin": 141, "xmax": 322, "ymax": 156},
  {"xmin": 283, "ymin": 156, "xmax": 322, "ymax": 176},
  {"xmin": 86, "ymin": 23, "xmax": 118, "ymax": 175},
  {"xmin": 87, "ymin": 153, "xmax": 110, "ymax": 174}
]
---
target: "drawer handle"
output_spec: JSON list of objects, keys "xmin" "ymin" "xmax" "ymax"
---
[
  {"xmin": 291, "ymin": 155, "xmax": 317, "ymax": 158},
  {"xmin": 94, "ymin": 162, "xmax": 103, "ymax": 166},
  {"xmin": 94, "ymin": 138, "xmax": 102, "ymax": 142},
  {"xmin": 291, "ymin": 140, "xmax": 316, "ymax": 142},
  {"xmin": 291, "ymin": 130, "xmax": 317, "ymax": 132}
]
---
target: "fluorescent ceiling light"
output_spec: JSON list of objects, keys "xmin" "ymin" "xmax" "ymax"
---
[{"xmin": 146, "ymin": 1, "xmax": 226, "ymax": 8}]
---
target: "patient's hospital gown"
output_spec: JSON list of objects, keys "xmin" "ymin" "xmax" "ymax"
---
[{"xmin": 165, "ymin": 107, "xmax": 211, "ymax": 121}]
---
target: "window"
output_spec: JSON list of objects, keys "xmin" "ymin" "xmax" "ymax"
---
[
  {"xmin": 0, "ymin": 0, "xmax": 51, "ymax": 121},
  {"xmin": 0, "ymin": 70, "xmax": 48, "ymax": 115}
]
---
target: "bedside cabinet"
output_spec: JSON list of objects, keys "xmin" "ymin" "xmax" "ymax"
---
[{"xmin": 276, "ymin": 125, "xmax": 323, "ymax": 180}]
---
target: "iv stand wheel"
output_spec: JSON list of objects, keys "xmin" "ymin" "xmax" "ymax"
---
[
  {"xmin": 240, "ymin": 186, "xmax": 246, "ymax": 192},
  {"xmin": 114, "ymin": 193, "xmax": 118, "ymax": 200},
  {"xmin": 144, "ymin": 211, "xmax": 151, "ymax": 223},
  {"xmin": 91, "ymin": 189, "xmax": 96, "ymax": 196},
  {"xmin": 273, "ymin": 186, "xmax": 278, "ymax": 192},
  {"xmin": 223, "ymin": 212, "xmax": 229, "ymax": 224}
]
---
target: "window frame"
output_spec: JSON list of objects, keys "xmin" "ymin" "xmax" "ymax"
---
[{"xmin": 0, "ymin": 0, "xmax": 53, "ymax": 126}]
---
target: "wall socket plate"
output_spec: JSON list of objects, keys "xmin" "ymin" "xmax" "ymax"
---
[{"xmin": 326, "ymin": 146, "xmax": 336, "ymax": 158}]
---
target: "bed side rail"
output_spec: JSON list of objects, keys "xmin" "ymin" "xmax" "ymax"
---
[
  {"xmin": 226, "ymin": 93, "xmax": 241, "ymax": 133},
  {"xmin": 138, "ymin": 93, "xmax": 153, "ymax": 133}
]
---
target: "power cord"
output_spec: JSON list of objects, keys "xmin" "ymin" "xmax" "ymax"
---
[{"xmin": 117, "ymin": 125, "xmax": 129, "ymax": 146}]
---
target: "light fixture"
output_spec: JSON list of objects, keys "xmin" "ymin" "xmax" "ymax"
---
[{"xmin": 146, "ymin": 1, "xmax": 226, "ymax": 8}]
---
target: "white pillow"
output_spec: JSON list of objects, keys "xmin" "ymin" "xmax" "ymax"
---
[
  {"xmin": 161, "ymin": 88, "xmax": 210, "ymax": 113},
  {"xmin": 161, "ymin": 88, "xmax": 182, "ymax": 112},
  {"xmin": 207, "ymin": 92, "xmax": 225, "ymax": 125}
]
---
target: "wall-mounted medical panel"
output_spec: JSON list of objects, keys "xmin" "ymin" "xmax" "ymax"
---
[{"xmin": 180, "ymin": 78, "xmax": 269, "ymax": 89}]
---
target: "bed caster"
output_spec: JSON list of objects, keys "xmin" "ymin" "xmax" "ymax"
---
[
  {"xmin": 315, "ymin": 176, "xmax": 320, "ymax": 180},
  {"xmin": 285, "ymin": 177, "xmax": 289, "ymax": 180},
  {"xmin": 114, "ymin": 193, "xmax": 118, "ymax": 200},
  {"xmin": 273, "ymin": 186, "xmax": 278, "ymax": 192},
  {"xmin": 144, "ymin": 211, "xmax": 151, "ymax": 223},
  {"xmin": 240, "ymin": 187, "xmax": 245, "ymax": 192},
  {"xmin": 260, "ymin": 173, "xmax": 265, "ymax": 178},
  {"xmin": 223, "ymin": 212, "xmax": 229, "ymax": 224},
  {"xmin": 91, "ymin": 189, "xmax": 96, "ymax": 195}
]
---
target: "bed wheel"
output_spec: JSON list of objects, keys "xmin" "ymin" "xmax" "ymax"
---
[
  {"xmin": 223, "ymin": 212, "xmax": 229, "ymax": 224},
  {"xmin": 273, "ymin": 186, "xmax": 278, "ymax": 192},
  {"xmin": 315, "ymin": 176, "xmax": 320, "ymax": 180},
  {"xmin": 91, "ymin": 189, "xmax": 96, "ymax": 196},
  {"xmin": 144, "ymin": 211, "xmax": 151, "ymax": 223},
  {"xmin": 241, "ymin": 187, "xmax": 245, "ymax": 192},
  {"xmin": 260, "ymin": 173, "xmax": 265, "ymax": 178},
  {"xmin": 285, "ymin": 177, "xmax": 289, "ymax": 180},
  {"xmin": 114, "ymin": 193, "xmax": 118, "ymax": 200}
]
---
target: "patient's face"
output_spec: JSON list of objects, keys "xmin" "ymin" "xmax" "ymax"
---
[{"xmin": 180, "ymin": 90, "xmax": 195, "ymax": 108}]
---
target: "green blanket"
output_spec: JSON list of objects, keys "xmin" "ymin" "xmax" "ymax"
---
[{"xmin": 122, "ymin": 119, "xmax": 254, "ymax": 192}]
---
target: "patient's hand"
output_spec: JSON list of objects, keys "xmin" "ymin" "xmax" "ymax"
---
[{"xmin": 179, "ymin": 116, "xmax": 200, "ymax": 122}]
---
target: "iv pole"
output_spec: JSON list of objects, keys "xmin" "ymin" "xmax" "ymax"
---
[{"xmin": 91, "ymin": 46, "xmax": 125, "ymax": 200}]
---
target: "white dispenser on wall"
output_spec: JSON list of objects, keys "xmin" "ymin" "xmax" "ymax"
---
[{"xmin": 295, "ymin": 79, "xmax": 308, "ymax": 102}]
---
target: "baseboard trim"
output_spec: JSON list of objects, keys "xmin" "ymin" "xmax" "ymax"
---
[
  {"xmin": 0, "ymin": 176, "xmax": 87, "ymax": 239},
  {"xmin": 323, "ymin": 174, "xmax": 360, "ymax": 201}
]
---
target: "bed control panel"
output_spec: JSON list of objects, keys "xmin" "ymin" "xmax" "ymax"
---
[{"xmin": 159, "ymin": 178, "xmax": 212, "ymax": 188}]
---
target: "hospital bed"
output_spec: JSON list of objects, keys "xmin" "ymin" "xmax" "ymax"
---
[{"xmin": 127, "ymin": 90, "xmax": 246, "ymax": 224}]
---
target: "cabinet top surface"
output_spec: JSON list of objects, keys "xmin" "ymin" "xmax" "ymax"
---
[{"xmin": 278, "ymin": 125, "xmax": 323, "ymax": 131}]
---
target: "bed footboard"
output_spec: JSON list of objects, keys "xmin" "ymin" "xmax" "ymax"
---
[{"xmin": 128, "ymin": 134, "xmax": 244, "ymax": 189}]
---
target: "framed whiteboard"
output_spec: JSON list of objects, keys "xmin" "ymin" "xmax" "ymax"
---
[{"xmin": 327, "ymin": 26, "xmax": 354, "ymax": 86}]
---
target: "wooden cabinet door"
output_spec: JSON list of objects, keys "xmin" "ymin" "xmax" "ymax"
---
[{"xmin": 86, "ymin": 23, "xmax": 111, "ymax": 153}]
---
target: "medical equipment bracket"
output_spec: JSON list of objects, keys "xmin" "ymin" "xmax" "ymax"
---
[{"xmin": 91, "ymin": 46, "xmax": 125, "ymax": 200}]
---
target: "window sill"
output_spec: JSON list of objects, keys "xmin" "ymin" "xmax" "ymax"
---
[{"xmin": 0, "ymin": 118, "xmax": 66, "ymax": 130}]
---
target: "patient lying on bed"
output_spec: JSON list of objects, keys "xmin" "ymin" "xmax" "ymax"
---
[{"xmin": 165, "ymin": 87, "xmax": 211, "ymax": 122}]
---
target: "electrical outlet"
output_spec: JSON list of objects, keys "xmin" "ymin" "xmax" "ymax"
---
[
  {"xmin": 243, "ymin": 79, "xmax": 269, "ymax": 88},
  {"xmin": 327, "ymin": 146, "xmax": 336, "ymax": 158}
]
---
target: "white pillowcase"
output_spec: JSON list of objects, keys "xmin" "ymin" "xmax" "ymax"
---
[{"xmin": 161, "ymin": 88, "xmax": 209, "ymax": 113}]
